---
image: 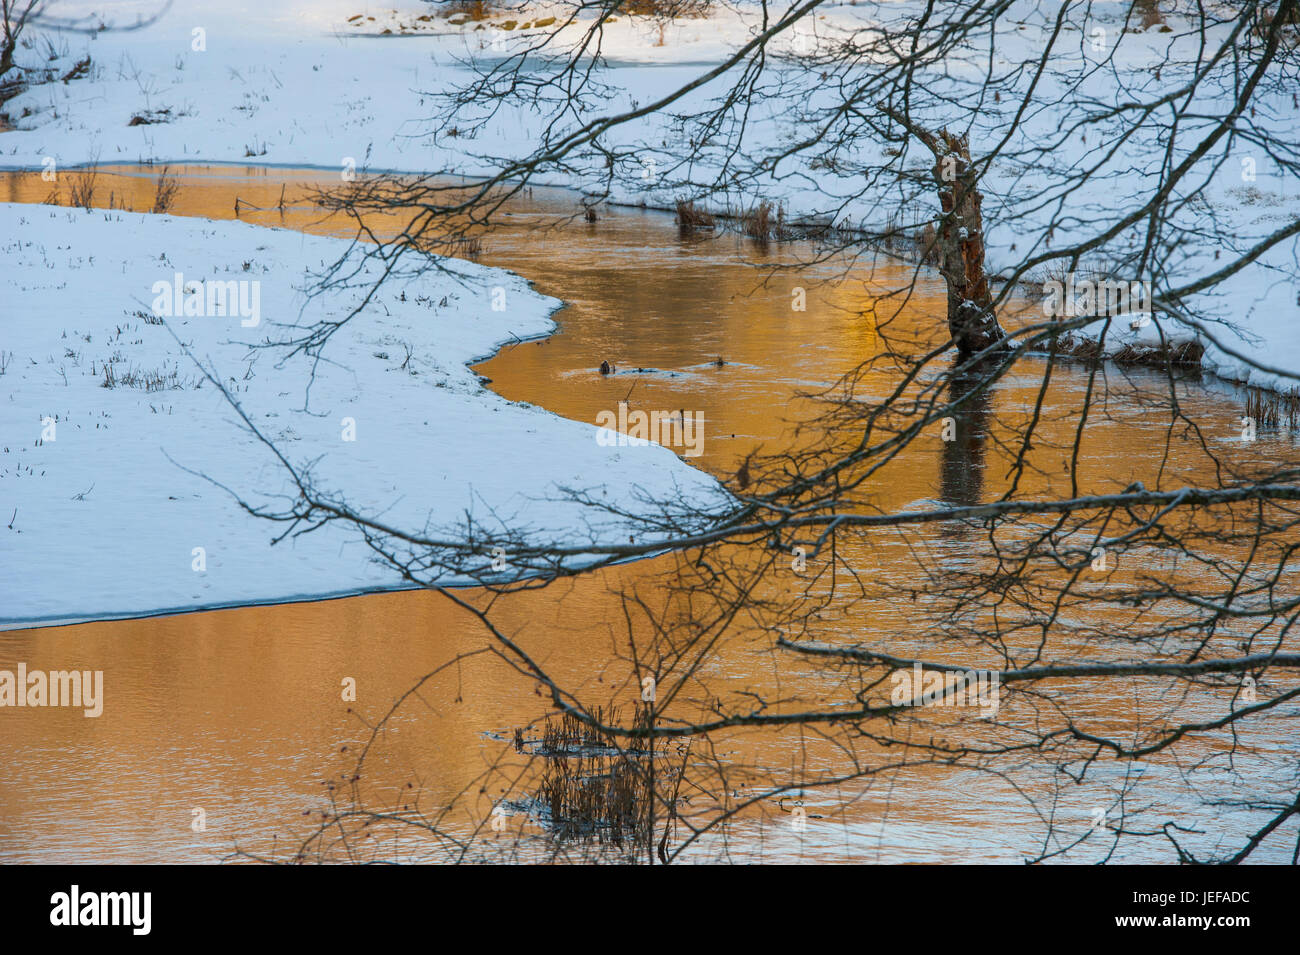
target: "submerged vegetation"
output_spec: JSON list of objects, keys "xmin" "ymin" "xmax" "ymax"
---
[{"xmin": 513, "ymin": 707, "xmax": 664, "ymax": 856}]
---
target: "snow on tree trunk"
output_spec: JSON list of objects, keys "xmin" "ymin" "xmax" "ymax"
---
[
  {"xmin": 930, "ymin": 130, "xmax": 1006, "ymax": 358},
  {"xmin": 883, "ymin": 107, "xmax": 1008, "ymax": 358}
]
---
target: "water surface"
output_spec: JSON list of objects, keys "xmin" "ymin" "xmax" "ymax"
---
[{"xmin": 0, "ymin": 165, "xmax": 1295, "ymax": 863}]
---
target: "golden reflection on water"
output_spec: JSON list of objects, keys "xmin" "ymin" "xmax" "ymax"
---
[{"xmin": 0, "ymin": 166, "xmax": 1295, "ymax": 862}]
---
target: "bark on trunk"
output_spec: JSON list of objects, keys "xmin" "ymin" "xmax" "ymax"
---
[
  {"xmin": 930, "ymin": 130, "xmax": 1006, "ymax": 358},
  {"xmin": 883, "ymin": 108, "xmax": 1008, "ymax": 358}
]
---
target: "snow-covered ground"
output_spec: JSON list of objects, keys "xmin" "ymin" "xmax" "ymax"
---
[{"xmin": 0, "ymin": 203, "xmax": 726, "ymax": 628}]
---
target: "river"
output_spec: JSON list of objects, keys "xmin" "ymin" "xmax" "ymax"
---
[{"xmin": 0, "ymin": 164, "xmax": 1295, "ymax": 863}]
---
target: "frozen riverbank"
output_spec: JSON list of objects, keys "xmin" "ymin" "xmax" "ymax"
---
[{"xmin": 0, "ymin": 203, "xmax": 727, "ymax": 628}]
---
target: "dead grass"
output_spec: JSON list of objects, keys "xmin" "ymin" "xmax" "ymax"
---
[
  {"xmin": 620, "ymin": 0, "xmax": 712, "ymax": 17},
  {"xmin": 1246, "ymin": 386, "xmax": 1300, "ymax": 429},
  {"xmin": 508, "ymin": 705, "xmax": 692, "ymax": 855},
  {"xmin": 740, "ymin": 200, "xmax": 791, "ymax": 243},
  {"xmin": 529, "ymin": 706, "xmax": 656, "ymax": 848},
  {"xmin": 150, "ymin": 166, "xmax": 181, "ymax": 214},
  {"xmin": 675, "ymin": 198, "xmax": 715, "ymax": 230},
  {"xmin": 443, "ymin": 1, "xmax": 494, "ymax": 20},
  {"xmin": 741, "ymin": 200, "xmax": 773, "ymax": 241},
  {"xmin": 678, "ymin": 196, "xmax": 828, "ymax": 243},
  {"xmin": 536, "ymin": 751, "xmax": 648, "ymax": 847},
  {"xmin": 449, "ymin": 234, "xmax": 483, "ymax": 257},
  {"xmin": 130, "ymin": 308, "xmax": 165, "ymax": 326},
  {"xmin": 528, "ymin": 706, "xmax": 653, "ymax": 757},
  {"xmin": 68, "ymin": 166, "xmax": 98, "ymax": 211},
  {"xmin": 100, "ymin": 360, "xmax": 184, "ymax": 391}
]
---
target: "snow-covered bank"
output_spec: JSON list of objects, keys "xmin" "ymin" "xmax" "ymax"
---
[
  {"xmin": 1030, "ymin": 261, "xmax": 1299, "ymax": 390},
  {"xmin": 0, "ymin": 203, "xmax": 727, "ymax": 629},
  {"xmin": 2, "ymin": 0, "xmax": 1295, "ymax": 394}
]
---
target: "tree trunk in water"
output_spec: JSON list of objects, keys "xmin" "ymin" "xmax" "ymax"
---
[
  {"xmin": 930, "ymin": 130, "xmax": 1006, "ymax": 358},
  {"xmin": 882, "ymin": 107, "xmax": 1008, "ymax": 358}
]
